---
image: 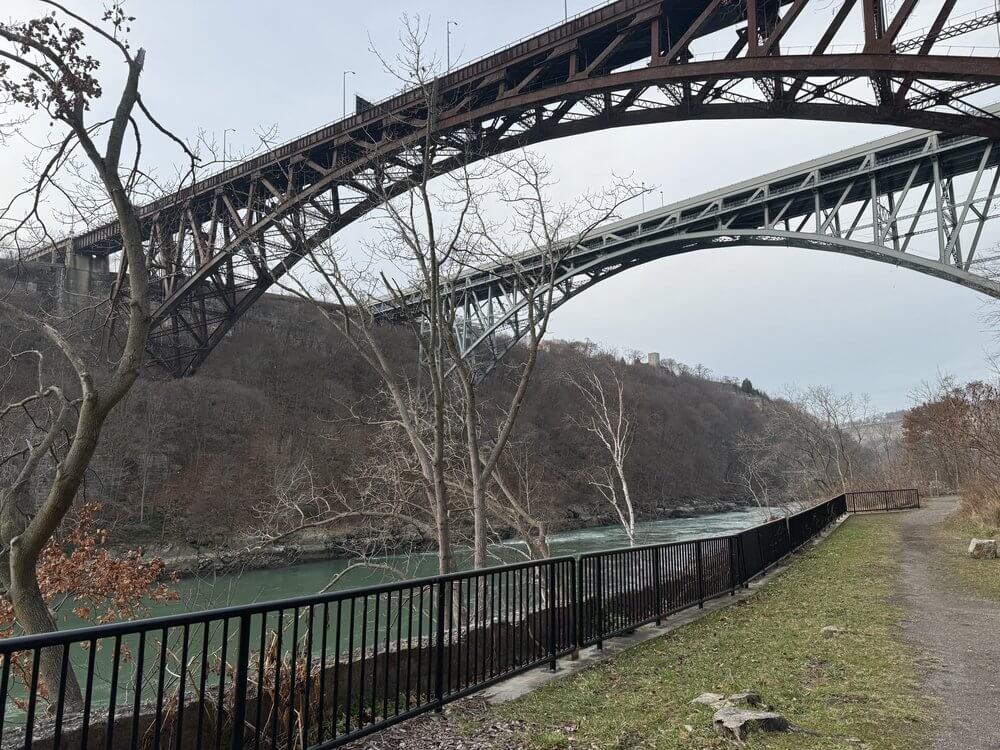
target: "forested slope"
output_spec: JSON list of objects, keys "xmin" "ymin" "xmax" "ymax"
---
[{"xmin": 87, "ymin": 295, "xmax": 766, "ymax": 547}]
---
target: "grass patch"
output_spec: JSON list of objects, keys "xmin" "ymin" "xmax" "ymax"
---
[
  {"xmin": 936, "ymin": 513, "xmax": 1000, "ymax": 601},
  {"xmin": 492, "ymin": 516, "xmax": 929, "ymax": 749}
]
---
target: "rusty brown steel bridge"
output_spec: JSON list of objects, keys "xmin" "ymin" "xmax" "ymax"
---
[{"xmin": 44, "ymin": 0, "xmax": 1000, "ymax": 375}]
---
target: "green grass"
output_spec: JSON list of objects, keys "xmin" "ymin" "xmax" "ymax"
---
[
  {"xmin": 489, "ymin": 516, "xmax": 930, "ymax": 749},
  {"xmin": 936, "ymin": 514, "xmax": 1000, "ymax": 601}
]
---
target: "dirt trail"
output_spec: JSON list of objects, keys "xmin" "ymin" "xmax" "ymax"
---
[{"xmin": 895, "ymin": 496, "xmax": 1000, "ymax": 750}]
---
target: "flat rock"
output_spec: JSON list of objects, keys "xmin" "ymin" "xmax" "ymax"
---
[
  {"xmin": 691, "ymin": 692, "xmax": 728, "ymax": 710},
  {"xmin": 967, "ymin": 538, "xmax": 998, "ymax": 559},
  {"xmin": 821, "ymin": 625, "xmax": 846, "ymax": 638},
  {"xmin": 713, "ymin": 707, "xmax": 791, "ymax": 743},
  {"xmin": 726, "ymin": 690, "xmax": 763, "ymax": 708}
]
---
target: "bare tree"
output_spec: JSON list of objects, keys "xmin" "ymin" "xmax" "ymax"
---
[
  {"xmin": 904, "ymin": 372, "xmax": 1000, "ymax": 524},
  {"xmin": 276, "ymin": 19, "xmax": 644, "ymax": 573},
  {"xmin": 250, "ymin": 424, "xmax": 440, "ymax": 553},
  {"xmin": 802, "ymin": 386, "xmax": 871, "ymax": 491},
  {"xmin": 567, "ymin": 368, "xmax": 637, "ymax": 546},
  {"xmin": 486, "ymin": 438, "xmax": 553, "ymax": 561},
  {"xmin": 0, "ymin": 3, "xmax": 197, "ymax": 707},
  {"xmin": 732, "ymin": 429, "xmax": 780, "ymax": 518}
]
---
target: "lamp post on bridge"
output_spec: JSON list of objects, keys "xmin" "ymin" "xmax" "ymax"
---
[
  {"xmin": 343, "ymin": 70, "xmax": 356, "ymax": 119},
  {"xmin": 222, "ymin": 128, "xmax": 235, "ymax": 169},
  {"xmin": 447, "ymin": 20, "xmax": 459, "ymax": 71}
]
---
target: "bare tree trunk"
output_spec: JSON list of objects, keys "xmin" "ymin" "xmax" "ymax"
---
[
  {"xmin": 433, "ymin": 490, "xmax": 453, "ymax": 575},
  {"xmin": 461, "ymin": 388, "xmax": 489, "ymax": 569},
  {"xmin": 0, "ymin": 8, "xmax": 197, "ymax": 712},
  {"xmin": 9, "ymin": 537, "xmax": 84, "ymax": 708},
  {"xmin": 613, "ymin": 451, "xmax": 637, "ymax": 545}
]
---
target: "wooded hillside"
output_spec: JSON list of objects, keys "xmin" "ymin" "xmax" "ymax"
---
[{"xmin": 80, "ymin": 295, "xmax": 768, "ymax": 547}]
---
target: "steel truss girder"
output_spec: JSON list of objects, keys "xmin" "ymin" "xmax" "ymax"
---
[
  {"xmin": 444, "ymin": 228, "xmax": 1000, "ymax": 379},
  {"xmin": 43, "ymin": 0, "xmax": 1000, "ymax": 375},
  {"xmin": 404, "ymin": 124, "xmax": 1000, "ymax": 376}
]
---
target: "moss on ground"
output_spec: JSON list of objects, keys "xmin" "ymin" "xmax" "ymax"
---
[
  {"xmin": 489, "ymin": 516, "xmax": 929, "ymax": 749},
  {"xmin": 936, "ymin": 513, "xmax": 1000, "ymax": 601}
]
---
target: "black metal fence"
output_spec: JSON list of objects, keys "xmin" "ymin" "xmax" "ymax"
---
[
  {"xmin": 842, "ymin": 488, "xmax": 920, "ymax": 513},
  {"xmin": 0, "ymin": 494, "xmax": 857, "ymax": 750}
]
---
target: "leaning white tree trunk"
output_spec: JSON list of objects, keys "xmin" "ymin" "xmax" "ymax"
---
[{"xmin": 568, "ymin": 369, "xmax": 637, "ymax": 546}]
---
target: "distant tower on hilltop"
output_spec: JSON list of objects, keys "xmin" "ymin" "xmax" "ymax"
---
[{"xmin": 647, "ymin": 352, "xmax": 661, "ymax": 368}]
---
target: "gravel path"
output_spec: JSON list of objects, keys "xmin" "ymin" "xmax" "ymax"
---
[{"xmin": 895, "ymin": 496, "xmax": 1000, "ymax": 750}]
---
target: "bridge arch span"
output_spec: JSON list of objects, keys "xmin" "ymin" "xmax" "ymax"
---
[{"xmin": 453, "ymin": 228, "xmax": 1000, "ymax": 373}]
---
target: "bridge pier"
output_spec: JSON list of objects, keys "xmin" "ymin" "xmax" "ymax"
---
[
  {"xmin": 63, "ymin": 247, "xmax": 110, "ymax": 297},
  {"xmin": 1, "ymin": 243, "xmax": 113, "ymax": 318}
]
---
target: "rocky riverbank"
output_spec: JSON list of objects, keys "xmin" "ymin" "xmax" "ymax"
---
[{"xmin": 135, "ymin": 497, "xmax": 751, "ymax": 579}]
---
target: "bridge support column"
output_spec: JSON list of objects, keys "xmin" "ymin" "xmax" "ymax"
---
[
  {"xmin": 64, "ymin": 250, "xmax": 109, "ymax": 295},
  {"xmin": 55, "ymin": 250, "xmax": 112, "ymax": 316}
]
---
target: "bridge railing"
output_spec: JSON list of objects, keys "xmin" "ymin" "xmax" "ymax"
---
[
  {"xmin": 69, "ymin": 0, "xmax": 636, "ymax": 249},
  {"xmin": 842, "ymin": 488, "xmax": 920, "ymax": 513},
  {"xmin": 0, "ymin": 491, "xmax": 896, "ymax": 749}
]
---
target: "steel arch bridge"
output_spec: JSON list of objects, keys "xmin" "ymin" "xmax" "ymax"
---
[
  {"xmin": 42, "ymin": 0, "xmax": 1000, "ymax": 375},
  {"xmin": 376, "ymin": 120, "xmax": 1000, "ymax": 372}
]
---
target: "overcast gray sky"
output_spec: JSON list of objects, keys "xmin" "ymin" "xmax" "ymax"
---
[{"xmin": 4, "ymin": 0, "xmax": 998, "ymax": 411}]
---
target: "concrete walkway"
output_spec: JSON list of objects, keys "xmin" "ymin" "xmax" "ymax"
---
[{"xmin": 895, "ymin": 496, "xmax": 1000, "ymax": 750}]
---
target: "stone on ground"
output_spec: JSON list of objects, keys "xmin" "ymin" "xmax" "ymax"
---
[
  {"xmin": 967, "ymin": 538, "xmax": 997, "ymax": 559},
  {"xmin": 725, "ymin": 690, "xmax": 763, "ymax": 708},
  {"xmin": 712, "ymin": 706, "xmax": 791, "ymax": 743},
  {"xmin": 692, "ymin": 690, "xmax": 764, "ymax": 711},
  {"xmin": 821, "ymin": 625, "xmax": 845, "ymax": 638},
  {"xmin": 691, "ymin": 692, "xmax": 728, "ymax": 710}
]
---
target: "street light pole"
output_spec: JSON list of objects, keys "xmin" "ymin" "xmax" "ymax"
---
[
  {"xmin": 447, "ymin": 20, "xmax": 459, "ymax": 71},
  {"xmin": 222, "ymin": 128, "xmax": 235, "ymax": 168},
  {"xmin": 565, "ymin": 1, "xmax": 568, "ymax": 20},
  {"xmin": 343, "ymin": 70, "xmax": 356, "ymax": 118}
]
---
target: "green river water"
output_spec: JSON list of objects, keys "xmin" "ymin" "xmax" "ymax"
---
[{"xmin": 160, "ymin": 505, "xmax": 768, "ymax": 614}]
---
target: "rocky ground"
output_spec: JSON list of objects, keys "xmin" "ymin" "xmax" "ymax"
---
[{"xmin": 341, "ymin": 700, "xmax": 524, "ymax": 750}]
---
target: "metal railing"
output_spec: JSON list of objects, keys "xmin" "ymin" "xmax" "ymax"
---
[
  {"xmin": 0, "ymin": 492, "xmax": 868, "ymax": 749},
  {"xmin": 842, "ymin": 488, "xmax": 920, "ymax": 513}
]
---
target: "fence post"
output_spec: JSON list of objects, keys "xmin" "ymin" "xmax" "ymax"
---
[
  {"xmin": 738, "ymin": 534, "xmax": 745, "ymax": 591},
  {"xmin": 435, "ymin": 579, "xmax": 447, "ymax": 712},
  {"xmin": 230, "ymin": 614, "xmax": 252, "ymax": 750},
  {"xmin": 596, "ymin": 560, "xmax": 604, "ymax": 650},
  {"xmin": 653, "ymin": 546, "xmax": 663, "ymax": 625},
  {"xmin": 727, "ymin": 536, "xmax": 737, "ymax": 596},
  {"xmin": 572, "ymin": 558, "xmax": 581, "ymax": 659},
  {"xmin": 547, "ymin": 564, "xmax": 558, "ymax": 672},
  {"xmin": 695, "ymin": 540, "xmax": 704, "ymax": 609},
  {"xmin": 756, "ymin": 526, "xmax": 765, "ymax": 576}
]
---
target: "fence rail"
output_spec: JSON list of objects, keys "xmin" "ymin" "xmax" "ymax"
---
[
  {"xmin": 842, "ymin": 488, "xmax": 920, "ymax": 513},
  {"xmin": 0, "ymin": 491, "xmax": 887, "ymax": 750}
]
